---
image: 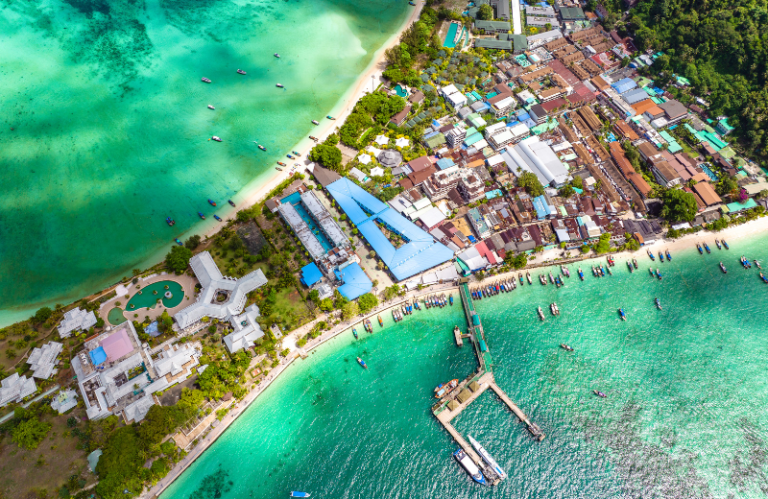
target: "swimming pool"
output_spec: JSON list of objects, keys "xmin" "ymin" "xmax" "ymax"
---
[
  {"xmin": 108, "ymin": 307, "xmax": 127, "ymax": 325},
  {"xmin": 280, "ymin": 192, "xmax": 333, "ymax": 252},
  {"xmin": 443, "ymin": 22, "xmax": 458, "ymax": 48},
  {"xmin": 126, "ymin": 280, "xmax": 184, "ymax": 311}
]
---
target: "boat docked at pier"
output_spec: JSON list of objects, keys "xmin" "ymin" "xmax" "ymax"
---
[
  {"xmin": 704, "ymin": 242, "xmax": 711, "ymax": 253},
  {"xmin": 648, "ymin": 249, "xmax": 655, "ymax": 261},
  {"xmin": 633, "ymin": 258, "xmax": 638, "ymax": 269},
  {"xmin": 311, "ymin": 120, "xmax": 319, "ymax": 125},
  {"xmin": 716, "ymin": 239, "xmax": 722, "ymax": 250},
  {"xmin": 434, "ymin": 379, "xmax": 459, "ymax": 398},
  {"xmin": 627, "ymin": 261, "xmax": 633, "ymax": 273},
  {"xmin": 174, "ymin": 238, "xmax": 182, "ymax": 246},
  {"xmin": 697, "ymin": 243, "xmax": 703, "ymax": 254},
  {"xmin": 364, "ymin": 319, "xmax": 372, "ymax": 332},
  {"xmin": 722, "ymin": 239, "xmax": 730, "ymax": 249},
  {"xmin": 309, "ymin": 135, "xmax": 319, "ymax": 142},
  {"xmin": 453, "ymin": 449, "xmax": 486, "ymax": 485},
  {"xmin": 214, "ymin": 215, "xmax": 222, "ymax": 221},
  {"xmin": 469, "ymin": 436, "xmax": 507, "ymax": 480},
  {"xmin": 666, "ymin": 249, "xmax": 672, "ymax": 260},
  {"xmin": 578, "ymin": 267, "xmax": 584, "ymax": 280},
  {"xmin": 656, "ymin": 268, "xmax": 662, "ymax": 280},
  {"xmin": 539, "ymin": 274, "xmax": 547, "ymax": 285},
  {"xmin": 378, "ymin": 315, "xmax": 383, "ymax": 327},
  {"xmin": 658, "ymin": 251, "xmax": 664, "ymax": 262},
  {"xmin": 197, "ymin": 212, "xmax": 205, "ymax": 219},
  {"xmin": 526, "ymin": 272, "xmax": 532, "ymax": 284}
]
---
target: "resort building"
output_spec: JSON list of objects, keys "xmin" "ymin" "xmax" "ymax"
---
[
  {"xmin": 325, "ymin": 178, "xmax": 453, "ymax": 281},
  {"xmin": 26, "ymin": 341, "xmax": 64, "ymax": 379},
  {"xmin": 0, "ymin": 373, "xmax": 37, "ymax": 408},
  {"xmin": 277, "ymin": 190, "xmax": 350, "ymax": 262},
  {"xmin": 148, "ymin": 342, "xmax": 203, "ymax": 386},
  {"xmin": 51, "ymin": 389, "xmax": 78, "ymax": 414},
  {"xmin": 71, "ymin": 321, "xmax": 154, "ymax": 421},
  {"xmin": 174, "ymin": 251, "xmax": 268, "ymax": 331},
  {"xmin": 440, "ymin": 84, "xmax": 468, "ymax": 110},
  {"xmin": 223, "ymin": 304, "xmax": 265, "ymax": 353},
  {"xmin": 58, "ymin": 307, "xmax": 97, "ymax": 338}
]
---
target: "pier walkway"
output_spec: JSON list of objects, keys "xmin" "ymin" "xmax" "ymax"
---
[{"xmin": 432, "ymin": 282, "xmax": 545, "ymax": 485}]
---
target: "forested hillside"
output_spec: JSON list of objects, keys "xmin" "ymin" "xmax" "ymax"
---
[{"xmin": 624, "ymin": 0, "xmax": 768, "ymax": 162}]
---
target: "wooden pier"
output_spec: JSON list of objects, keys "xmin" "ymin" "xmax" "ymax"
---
[{"xmin": 432, "ymin": 282, "xmax": 545, "ymax": 485}]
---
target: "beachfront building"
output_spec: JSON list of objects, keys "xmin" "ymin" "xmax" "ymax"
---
[
  {"xmin": 336, "ymin": 263, "xmax": 373, "ymax": 300},
  {"xmin": 173, "ymin": 251, "xmax": 268, "ymax": 333},
  {"xmin": 71, "ymin": 321, "xmax": 155, "ymax": 421},
  {"xmin": 147, "ymin": 342, "xmax": 203, "ymax": 387},
  {"xmin": 0, "ymin": 373, "xmax": 37, "ymax": 408},
  {"xmin": 223, "ymin": 304, "xmax": 265, "ymax": 353},
  {"xmin": 325, "ymin": 178, "xmax": 454, "ymax": 282},
  {"xmin": 277, "ymin": 190, "xmax": 350, "ymax": 262},
  {"xmin": 26, "ymin": 341, "xmax": 64, "ymax": 379},
  {"xmin": 58, "ymin": 307, "xmax": 97, "ymax": 338}
]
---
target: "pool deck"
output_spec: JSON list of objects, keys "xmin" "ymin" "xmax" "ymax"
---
[{"xmin": 99, "ymin": 273, "xmax": 198, "ymax": 325}]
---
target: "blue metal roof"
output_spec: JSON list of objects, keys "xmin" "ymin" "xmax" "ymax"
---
[
  {"xmin": 533, "ymin": 195, "xmax": 549, "ymax": 220},
  {"xmin": 326, "ymin": 178, "xmax": 453, "ymax": 281},
  {"xmin": 300, "ymin": 262, "xmax": 323, "ymax": 287},
  {"xmin": 436, "ymin": 157, "xmax": 455, "ymax": 170},
  {"xmin": 611, "ymin": 78, "xmax": 637, "ymax": 94},
  {"xmin": 337, "ymin": 263, "xmax": 372, "ymax": 300},
  {"xmin": 622, "ymin": 87, "xmax": 649, "ymax": 105}
]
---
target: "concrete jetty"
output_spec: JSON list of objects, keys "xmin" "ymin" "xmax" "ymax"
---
[{"xmin": 432, "ymin": 281, "xmax": 545, "ymax": 485}]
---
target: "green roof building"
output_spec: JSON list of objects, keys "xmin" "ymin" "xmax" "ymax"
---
[
  {"xmin": 559, "ymin": 7, "xmax": 585, "ymax": 20},
  {"xmin": 475, "ymin": 20, "xmax": 511, "ymax": 33}
]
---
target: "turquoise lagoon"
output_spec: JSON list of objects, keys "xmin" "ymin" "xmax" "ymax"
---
[
  {"xmin": 162, "ymin": 233, "xmax": 768, "ymax": 499},
  {"xmin": 0, "ymin": 0, "xmax": 410, "ymax": 325}
]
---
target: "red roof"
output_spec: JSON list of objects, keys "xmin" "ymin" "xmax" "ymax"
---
[
  {"xmin": 474, "ymin": 241, "xmax": 498, "ymax": 265},
  {"xmin": 547, "ymin": 60, "xmax": 580, "ymax": 86},
  {"xmin": 542, "ymin": 97, "xmax": 568, "ymax": 113}
]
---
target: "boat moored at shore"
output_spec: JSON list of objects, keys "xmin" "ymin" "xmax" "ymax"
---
[
  {"xmin": 356, "ymin": 357, "xmax": 367, "ymax": 369},
  {"xmin": 720, "ymin": 261, "xmax": 727, "ymax": 273}
]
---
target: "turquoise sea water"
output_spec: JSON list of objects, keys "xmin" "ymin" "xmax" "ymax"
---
[
  {"xmin": 162, "ymin": 234, "xmax": 768, "ymax": 499},
  {"xmin": 0, "ymin": 0, "xmax": 409, "ymax": 325}
]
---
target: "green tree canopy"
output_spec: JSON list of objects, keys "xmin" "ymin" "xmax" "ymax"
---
[
  {"xmin": 715, "ymin": 175, "xmax": 738, "ymax": 197},
  {"xmin": 309, "ymin": 143, "xmax": 342, "ymax": 171},
  {"xmin": 357, "ymin": 293, "xmax": 379, "ymax": 314},
  {"xmin": 185, "ymin": 234, "xmax": 201, "ymax": 250},
  {"xmin": 505, "ymin": 252, "xmax": 528, "ymax": 269},
  {"xmin": 478, "ymin": 4, "xmax": 494, "ymax": 20},
  {"xmin": 33, "ymin": 307, "xmax": 53, "ymax": 324},
  {"xmin": 12, "ymin": 417, "xmax": 51, "ymax": 450},
  {"xmin": 342, "ymin": 301, "xmax": 359, "ymax": 320},
  {"xmin": 165, "ymin": 245, "xmax": 192, "ymax": 274},
  {"xmin": 661, "ymin": 188, "xmax": 698, "ymax": 222},
  {"xmin": 518, "ymin": 172, "xmax": 545, "ymax": 197}
]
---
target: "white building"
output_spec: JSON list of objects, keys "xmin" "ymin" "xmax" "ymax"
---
[
  {"xmin": 71, "ymin": 322, "xmax": 154, "ymax": 421},
  {"xmin": 223, "ymin": 304, "xmax": 266, "ymax": 353},
  {"xmin": 490, "ymin": 96, "xmax": 516, "ymax": 118},
  {"xmin": 174, "ymin": 251, "xmax": 268, "ymax": 331},
  {"xmin": 502, "ymin": 136, "xmax": 571, "ymax": 187},
  {"xmin": 147, "ymin": 342, "xmax": 203, "ymax": 388},
  {"xmin": 0, "ymin": 373, "xmax": 37, "ymax": 408},
  {"xmin": 51, "ymin": 389, "xmax": 78, "ymax": 414},
  {"xmin": 27, "ymin": 341, "xmax": 64, "ymax": 379},
  {"xmin": 440, "ymin": 84, "xmax": 468, "ymax": 110},
  {"xmin": 58, "ymin": 307, "xmax": 97, "ymax": 338}
]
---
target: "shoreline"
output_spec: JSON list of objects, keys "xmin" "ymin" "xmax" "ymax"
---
[
  {"xmin": 174, "ymin": 1, "xmax": 425, "ymax": 245},
  {"xmin": 141, "ymin": 215, "xmax": 768, "ymax": 497},
  {"xmin": 0, "ymin": 2, "xmax": 424, "ymax": 329}
]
